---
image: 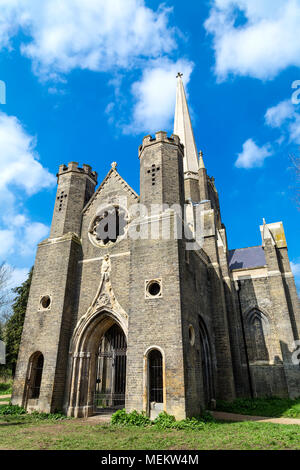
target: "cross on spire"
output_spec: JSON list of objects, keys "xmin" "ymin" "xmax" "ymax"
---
[{"xmin": 176, "ymin": 72, "xmax": 183, "ymax": 78}]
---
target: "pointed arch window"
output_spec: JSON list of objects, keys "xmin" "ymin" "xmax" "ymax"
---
[
  {"xmin": 199, "ymin": 317, "xmax": 215, "ymax": 406},
  {"xmin": 245, "ymin": 309, "xmax": 270, "ymax": 363},
  {"xmin": 148, "ymin": 349, "xmax": 163, "ymax": 403}
]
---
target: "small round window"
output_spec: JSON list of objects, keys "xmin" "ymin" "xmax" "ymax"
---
[
  {"xmin": 146, "ymin": 280, "xmax": 162, "ymax": 298},
  {"xmin": 40, "ymin": 295, "xmax": 51, "ymax": 310}
]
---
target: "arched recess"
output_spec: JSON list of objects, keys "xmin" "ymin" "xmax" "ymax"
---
[
  {"xmin": 244, "ymin": 307, "xmax": 271, "ymax": 363},
  {"xmin": 143, "ymin": 346, "xmax": 166, "ymax": 419},
  {"xmin": 198, "ymin": 317, "xmax": 215, "ymax": 407},
  {"xmin": 24, "ymin": 352, "xmax": 44, "ymax": 406},
  {"xmin": 66, "ymin": 307, "xmax": 128, "ymax": 417}
]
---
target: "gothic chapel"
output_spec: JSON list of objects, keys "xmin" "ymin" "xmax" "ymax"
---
[{"xmin": 12, "ymin": 75, "xmax": 300, "ymax": 419}]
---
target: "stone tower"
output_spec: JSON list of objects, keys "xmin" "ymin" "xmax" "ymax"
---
[{"xmin": 12, "ymin": 163, "xmax": 97, "ymax": 413}]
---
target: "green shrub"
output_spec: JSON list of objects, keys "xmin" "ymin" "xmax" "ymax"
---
[
  {"xmin": 153, "ymin": 412, "xmax": 215, "ymax": 431},
  {"xmin": 0, "ymin": 404, "xmax": 68, "ymax": 420},
  {"xmin": 0, "ymin": 382, "xmax": 12, "ymax": 395},
  {"xmin": 111, "ymin": 409, "xmax": 214, "ymax": 431},
  {"xmin": 0, "ymin": 404, "xmax": 26, "ymax": 415},
  {"xmin": 111, "ymin": 409, "xmax": 151, "ymax": 427},
  {"xmin": 153, "ymin": 411, "xmax": 176, "ymax": 429},
  {"xmin": 111, "ymin": 409, "xmax": 127, "ymax": 425}
]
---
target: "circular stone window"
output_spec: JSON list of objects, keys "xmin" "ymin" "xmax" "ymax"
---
[
  {"xmin": 88, "ymin": 205, "xmax": 129, "ymax": 248},
  {"xmin": 40, "ymin": 295, "xmax": 51, "ymax": 310},
  {"xmin": 146, "ymin": 280, "xmax": 162, "ymax": 298},
  {"xmin": 189, "ymin": 325, "xmax": 195, "ymax": 346}
]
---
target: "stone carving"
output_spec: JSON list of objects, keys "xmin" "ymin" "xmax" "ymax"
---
[
  {"xmin": 96, "ymin": 293, "xmax": 110, "ymax": 307},
  {"xmin": 101, "ymin": 255, "xmax": 111, "ymax": 280},
  {"xmin": 79, "ymin": 255, "xmax": 128, "ymax": 327}
]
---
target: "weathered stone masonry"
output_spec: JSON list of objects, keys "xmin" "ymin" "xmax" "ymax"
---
[{"xmin": 12, "ymin": 76, "xmax": 300, "ymax": 419}]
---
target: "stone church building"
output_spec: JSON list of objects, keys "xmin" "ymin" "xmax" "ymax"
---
[{"xmin": 12, "ymin": 75, "xmax": 300, "ymax": 419}]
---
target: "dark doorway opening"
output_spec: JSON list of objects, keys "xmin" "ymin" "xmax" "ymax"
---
[
  {"xmin": 28, "ymin": 352, "xmax": 44, "ymax": 399},
  {"xmin": 149, "ymin": 349, "xmax": 163, "ymax": 403},
  {"xmin": 94, "ymin": 324, "xmax": 127, "ymax": 413}
]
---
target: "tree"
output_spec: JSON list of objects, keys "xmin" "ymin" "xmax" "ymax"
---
[
  {"xmin": 0, "ymin": 321, "xmax": 4, "ymax": 342},
  {"xmin": 5, "ymin": 268, "xmax": 33, "ymax": 375},
  {"xmin": 0, "ymin": 263, "xmax": 11, "ymax": 315}
]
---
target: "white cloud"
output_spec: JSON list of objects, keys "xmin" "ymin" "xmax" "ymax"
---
[
  {"xmin": 235, "ymin": 138, "xmax": 272, "ymax": 168},
  {"xmin": 124, "ymin": 59, "xmax": 194, "ymax": 134},
  {"xmin": 288, "ymin": 114, "xmax": 300, "ymax": 144},
  {"xmin": 205, "ymin": 0, "xmax": 300, "ymax": 81},
  {"xmin": 6, "ymin": 266, "xmax": 29, "ymax": 290},
  {"xmin": 265, "ymin": 100, "xmax": 295, "ymax": 128},
  {"xmin": 265, "ymin": 99, "xmax": 300, "ymax": 144},
  {"xmin": 0, "ymin": 230, "xmax": 15, "ymax": 257},
  {"xmin": 0, "ymin": 2, "xmax": 184, "ymax": 133},
  {"xmin": 291, "ymin": 261, "xmax": 300, "ymax": 293},
  {"xmin": 0, "ymin": 112, "xmax": 54, "ymax": 263},
  {"xmin": 21, "ymin": 222, "xmax": 49, "ymax": 256},
  {"xmin": 0, "ymin": 112, "xmax": 55, "ymax": 195},
  {"xmin": 291, "ymin": 261, "xmax": 300, "ymax": 277},
  {"xmin": 0, "ymin": 0, "xmax": 175, "ymax": 80}
]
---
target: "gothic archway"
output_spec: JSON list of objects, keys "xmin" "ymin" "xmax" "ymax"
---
[
  {"xmin": 95, "ymin": 323, "xmax": 127, "ymax": 412},
  {"xmin": 244, "ymin": 308, "xmax": 270, "ymax": 363},
  {"xmin": 66, "ymin": 309, "xmax": 128, "ymax": 417},
  {"xmin": 23, "ymin": 352, "xmax": 44, "ymax": 409}
]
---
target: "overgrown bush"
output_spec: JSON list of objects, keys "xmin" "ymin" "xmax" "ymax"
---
[
  {"xmin": 111, "ymin": 409, "xmax": 151, "ymax": 426},
  {"xmin": 0, "ymin": 404, "xmax": 68, "ymax": 420},
  {"xmin": 0, "ymin": 404, "xmax": 26, "ymax": 415},
  {"xmin": 0, "ymin": 382, "xmax": 12, "ymax": 394},
  {"xmin": 111, "ymin": 409, "xmax": 214, "ymax": 430},
  {"xmin": 152, "ymin": 411, "xmax": 176, "ymax": 429},
  {"xmin": 153, "ymin": 411, "xmax": 214, "ymax": 430}
]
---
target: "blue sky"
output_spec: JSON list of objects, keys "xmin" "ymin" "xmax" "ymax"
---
[{"xmin": 0, "ymin": 0, "xmax": 299, "ymax": 293}]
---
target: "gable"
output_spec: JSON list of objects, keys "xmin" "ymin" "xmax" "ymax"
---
[{"xmin": 82, "ymin": 167, "xmax": 139, "ymax": 215}]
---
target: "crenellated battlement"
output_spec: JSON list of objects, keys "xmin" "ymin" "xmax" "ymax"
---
[
  {"xmin": 138, "ymin": 131, "xmax": 184, "ymax": 158},
  {"xmin": 57, "ymin": 161, "xmax": 98, "ymax": 183}
]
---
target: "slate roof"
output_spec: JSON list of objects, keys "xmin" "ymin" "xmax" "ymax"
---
[{"xmin": 228, "ymin": 246, "xmax": 266, "ymax": 271}]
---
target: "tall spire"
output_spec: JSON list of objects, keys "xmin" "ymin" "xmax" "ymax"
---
[{"xmin": 174, "ymin": 73, "xmax": 199, "ymax": 176}]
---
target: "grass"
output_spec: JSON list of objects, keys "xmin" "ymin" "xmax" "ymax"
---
[
  {"xmin": 216, "ymin": 397, "xmax": 300, "ymax": 419},
  {"xmin": 0, "ymin": 406, "xmax": 299, "ymax": 450}
]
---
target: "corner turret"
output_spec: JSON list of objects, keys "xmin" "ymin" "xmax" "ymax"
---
[{"xmin": 50, "ymin": 162, "xmax": 98, "ymax": 238}]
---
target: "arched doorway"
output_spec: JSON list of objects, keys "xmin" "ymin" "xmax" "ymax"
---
[
  {"xmin": 24, "ymin": 352, "xmax": 44, "ymax": 408},
  {"xmin": 66, "ymin": 310, "xmax": 128, "ymax": 417},
  {"xmin": 198, "ymin": 317, "xmax": 215, "ymax": 407},
  {"xmin": 94, "ymin": 323, "xmax": 127, "ymax": 412}
]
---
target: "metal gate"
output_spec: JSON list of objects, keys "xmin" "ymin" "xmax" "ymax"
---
[{"xmin": 94, "ymin": 324, "xmax": 127, "ymax": 413}]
